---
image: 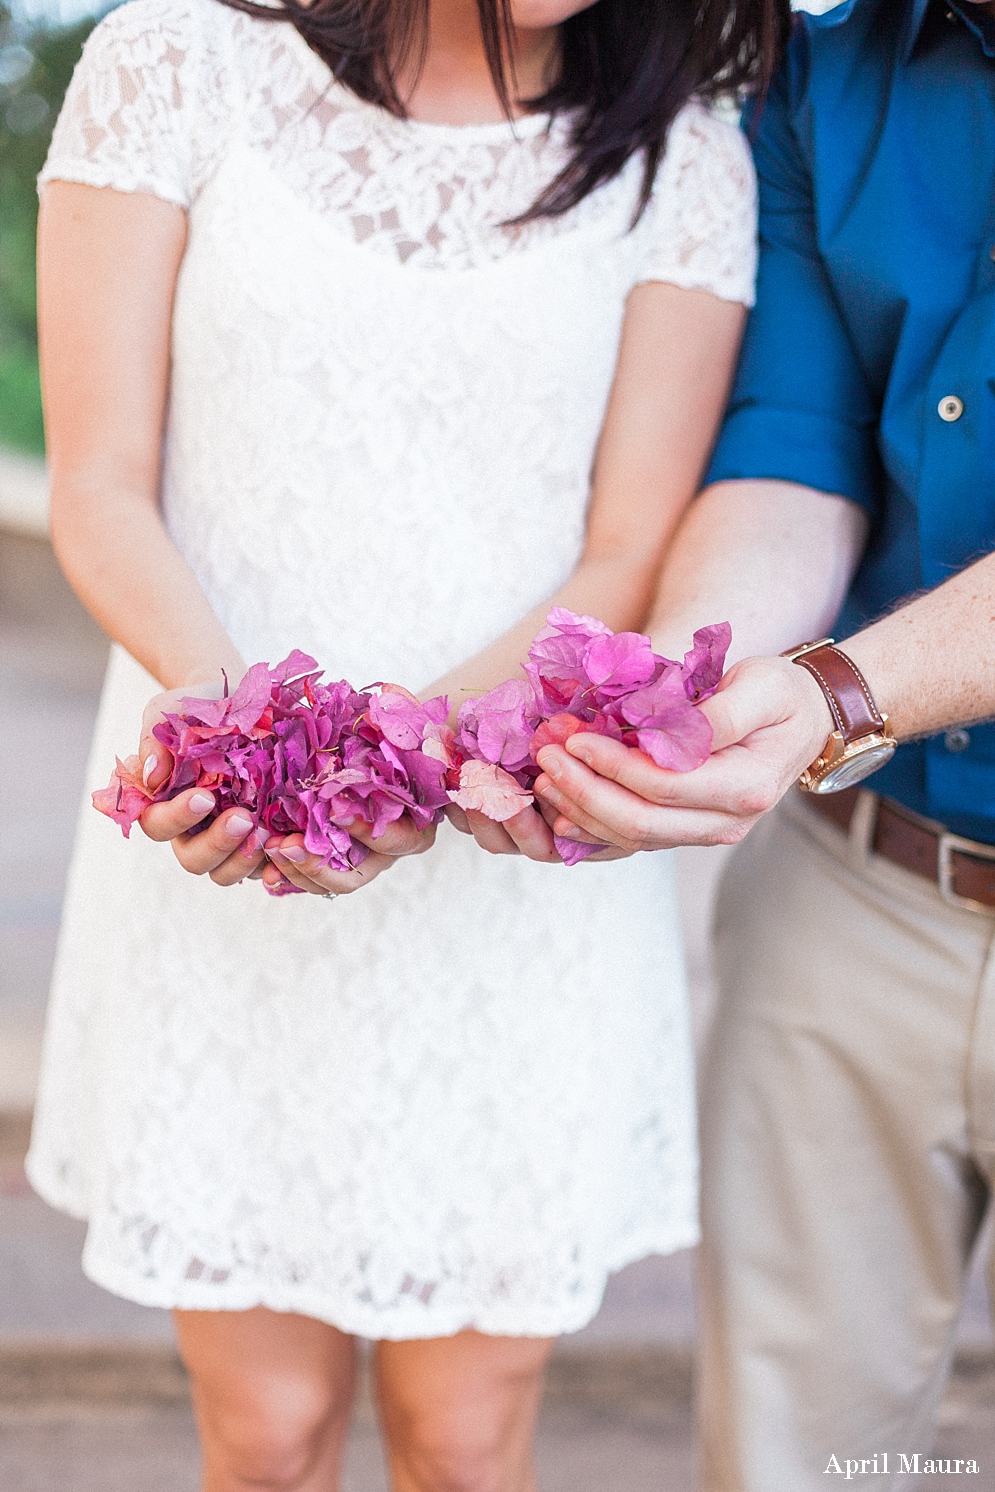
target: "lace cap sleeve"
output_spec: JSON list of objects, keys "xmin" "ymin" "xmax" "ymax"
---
[
  {"xmin": 638, "ymin": 104, "xmax": 758, "ymax": 307},
  {"xmin": 39, "ymin": 0, "xmax": 218, "ymax": 209}
]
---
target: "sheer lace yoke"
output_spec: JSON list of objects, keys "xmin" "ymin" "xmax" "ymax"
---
[{"xmin": 41, "ymin": 0, "xmax": 758, "ymax": 293}]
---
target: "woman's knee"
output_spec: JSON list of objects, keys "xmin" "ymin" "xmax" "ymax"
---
[
  {"xmin": 377, "ymin": 1332, "xmax": 551, "ymax": 1492},
  {"xmin": 175, "ymin": 1309, "xmax": 356, "ymax": 1490},
  {"xmin": 386, "ymin": 1414, "xmax": 513, "ymax": 1492},
  {"xmin": 196, "ymin": 1378, "xmax": 345, "ymax": 1489}
]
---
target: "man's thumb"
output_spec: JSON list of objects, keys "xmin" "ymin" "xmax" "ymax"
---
[{"xmin": 699, "ymin": 658, "xmax": 780, "ymax": 755}]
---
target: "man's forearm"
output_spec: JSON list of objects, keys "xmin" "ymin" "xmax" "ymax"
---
[
  {"xmin": 843, "ymin": 551, "xmax": 995, "ymax": 740},
  {"xmin": 531, "ymin": 483, "xmax": 995, "ymax": 854},
  {"xmin": 647, "ymin": 479, "xmax": 868, "ymax": 663}
]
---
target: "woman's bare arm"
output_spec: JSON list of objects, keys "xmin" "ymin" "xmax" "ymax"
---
[
  {"xmin": 429, "ymin": 278, "xmax": 748, "ymax": 860},
  {"xmin": 39, "ymin": 182, "xmax": 430, "ymax": 893},
  {"xmin": 39, "ymin": 183, "xmax": 244, "ymax": 688}
]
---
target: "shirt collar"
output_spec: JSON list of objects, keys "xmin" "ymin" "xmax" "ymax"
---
[
  {"xmin": 948, "ymin": 0, "xmax": 995, "ymax": 55},
  {"xmin": 799, "ymin": 1, "xmax": 932, "ymax": 61},
  {"xmin": 898, "ymin": 0, "xmax": 995, "ymax": 58},
  {"xmin": 896, "ymin": 0, "xmax": 932, "ymax": 57}
]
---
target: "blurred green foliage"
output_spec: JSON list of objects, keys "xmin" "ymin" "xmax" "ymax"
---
[{"xmin": 0, "ymin": 5, "xmax": 97, "ymax": 454}]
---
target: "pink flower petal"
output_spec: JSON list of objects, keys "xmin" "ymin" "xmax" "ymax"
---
[
  {"xmin": 529, "ymin": 713, "xmax": 599, "ymax": 760},
  {"xmin": 682, "ymin": 623, "xmax": 732, "ymax": 701},
  {"xmin": 582, "ymin": 631, "xmax": 657, "ymax": 695},
  {"xmin": 449, "ymin": 761, "xmax": 535, "ymax": 821},
  {"xmin": 553, "ymin": 833, "xmax": 601, "ymax": 866},
  {"xmin": 91, "ymin": 755, "xmax": 152, "ymax": 836}
]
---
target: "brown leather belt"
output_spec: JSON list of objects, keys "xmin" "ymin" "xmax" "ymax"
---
[{"xmin": 809, "ymin": 788, "xmax": 995, "ymax": 914}]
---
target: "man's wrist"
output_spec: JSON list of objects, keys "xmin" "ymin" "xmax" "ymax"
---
[
  {"xmin": 833, "ymin": 632, "xmax": 894, "ymax": 733},
  {"xmin": 780, "ymin": 640, "xmax": 898, "ymax": 793},
  {"xmin": 780, "ymin": 655, "xmax": 838, "ymax": 762}
]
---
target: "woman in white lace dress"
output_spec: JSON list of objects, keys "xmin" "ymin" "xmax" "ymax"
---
[{"xmin": 30, "ymin": 0, "xmax": 785, "ymax": 1485}]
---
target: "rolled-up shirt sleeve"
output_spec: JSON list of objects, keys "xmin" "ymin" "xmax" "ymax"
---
[{"xmin": 706, "ymin": 63, "xmax": 881, "ymax": 516}]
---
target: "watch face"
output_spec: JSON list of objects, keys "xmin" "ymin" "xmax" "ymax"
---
[{"xmin": 814, "ymin": 741, "xmax": 896, "ymax": 794}]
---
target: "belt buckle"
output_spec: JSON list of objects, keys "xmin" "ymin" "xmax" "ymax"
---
[{"xmin": 938, "ymin": 831, "xmax": 995, "ymax": 915}]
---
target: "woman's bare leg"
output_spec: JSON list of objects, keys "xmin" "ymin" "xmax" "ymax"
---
[
  {"xmin": 174, "ymin": 1307, "xmax": 357, "ymax": 1492},
  {"xmin": 376, "ymin": 1330, "xmax": 554, "ymax": 1492}
]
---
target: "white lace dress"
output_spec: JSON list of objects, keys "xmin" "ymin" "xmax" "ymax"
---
[{"xmin": 27, "ymin": 0, "xmax": 757, "ymax": 1339}]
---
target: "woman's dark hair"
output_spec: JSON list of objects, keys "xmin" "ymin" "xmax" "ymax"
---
[{"xmin": 217, "ymin": 0, "xmax": 791, "ymax": 222}]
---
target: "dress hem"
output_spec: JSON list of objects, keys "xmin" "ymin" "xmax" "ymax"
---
[
  {"xmin": 77, "ymin": 1227, "xmax": 701, "ymax": 1341},
  {"xmin": 24, "ymin": 1159, "xmax": 697, "ymax": 1339}
]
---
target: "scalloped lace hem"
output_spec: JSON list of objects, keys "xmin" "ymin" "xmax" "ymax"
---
[{"xmin": 78, "ymin": 1228, "xmax": 700, "ymax": 1340}]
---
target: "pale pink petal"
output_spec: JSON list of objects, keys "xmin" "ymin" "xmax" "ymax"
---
[{"xmin": 449, "ymin": 761, "xmax": 534, "ymax": 822}]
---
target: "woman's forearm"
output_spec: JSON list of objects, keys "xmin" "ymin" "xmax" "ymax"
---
[
  {"xmin": 51, "ymin": 471, "xmax": 246, "ymax": 690},
  {"xmin": 424, "ymin": 549, "xmax": 666, "ymax": 706},
  {"xmin": 429, "ymin": 285, "xmax": 750, "ymax": 709},
  {"xmin": 38, "ymin": 184, "xmax": 242, "ymax": 691}
]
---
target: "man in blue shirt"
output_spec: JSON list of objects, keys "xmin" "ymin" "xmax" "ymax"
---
[{"xmin": 531, "ymin": 0, "xmax": 995, "ymax": 1482}]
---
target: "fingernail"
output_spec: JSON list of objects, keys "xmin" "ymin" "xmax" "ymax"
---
[
  {"xmin": 537, "ymin": 750, "xmax": 560, "ymax": 779},
  {"xmin": 241, "ymin": 830, "xmax": 262, "ymax": 857},
  {"xmin": 189, "ymin": 791, "xmax": 215, "ymax": 815},
  {"xmin": 225, "ymin": 813, "xmax": 254, "ymax": 837},
  {"xmin": 558, "ymin": 824, "xmax": 580, "ymax": 838},
  {"xmin": 278, "ymin": 845, "xmax": 307, "ymax": 863},
  {"xmin": 539, "ymin": 784, "xmax": 562, "ymax": 807},
  {"xmin": 142, "ymin": 754, "xmax": 158, "ymax": 786}
]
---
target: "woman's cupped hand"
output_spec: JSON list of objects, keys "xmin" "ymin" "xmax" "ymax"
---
[
  {"xmin": 445, "ymin": 799, "xmax": 628, "ymax": 863},
  {"xmin": 135, "ymin": 683, "xmax": 437, "ymax": 896}
]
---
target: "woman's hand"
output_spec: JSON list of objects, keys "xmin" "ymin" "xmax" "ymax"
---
[
  {"xmin": 135, "ymin": 680, "xmax": 271, "ymax": 885},
  {"xmin": 446, "ymin": 799, "xmax": 628, "ymax": 863},
  {"xmin": 135, "ymin": 683, "xmax": 440, "ymax": 892},
  {"xmin": 446, "ymin": 800, "xmax": 563, "ymax": 861},
  {"xmin": 261, "ymin": 819, "xmax": 438, "ymax": 896}
]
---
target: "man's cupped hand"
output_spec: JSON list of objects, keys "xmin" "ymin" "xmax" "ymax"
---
[{"xmin": 533, "ymin": 654, "xmax": 836, "ymax": 852}]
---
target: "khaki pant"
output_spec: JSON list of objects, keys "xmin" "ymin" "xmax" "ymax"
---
[{"xmin": 699, "ymin": 790, "xmax": 995, "ymax": 1491}]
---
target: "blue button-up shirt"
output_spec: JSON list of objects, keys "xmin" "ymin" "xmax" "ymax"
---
[{"xmin": 708, "ymin": 0, "xmax": 995, "ymax": 841}]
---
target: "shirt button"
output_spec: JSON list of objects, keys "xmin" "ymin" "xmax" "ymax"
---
[
  {"xmin": 938, "ymin": 395, "xmax": 964, "ymax": 422},
  {"xmin": 945, "ymin": 728, "xmax": 971, "ymax": 753}
]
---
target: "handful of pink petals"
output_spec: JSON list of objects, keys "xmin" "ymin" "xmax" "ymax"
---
[
  {"xmin": 93, "ymin": 652, "xmax": 454, "ymax": 894},
  {"xmin": 93, "ymin": 612, "xmax": 730, "ymax": 885},
  {"xmin": 448, "ymin": 608, "xmax": 731, "ymax": 864}
]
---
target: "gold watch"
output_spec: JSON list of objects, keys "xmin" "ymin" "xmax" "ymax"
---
[{"xmin": 781, "ymin": 639, "xmax": 897, "ymax": 794}]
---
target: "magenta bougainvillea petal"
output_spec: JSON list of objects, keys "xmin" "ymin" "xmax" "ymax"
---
[
  {"xmin": 553, "ymin": 833, "xmax": 602, "ymax": 867},
  {"xmin": 682, "ymin": 623, "xmax": 734, "ymax": 701}
]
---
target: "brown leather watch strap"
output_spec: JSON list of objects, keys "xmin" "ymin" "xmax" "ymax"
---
[{"xmin": 790, "ymin": 644, "xmax": 884, "ymax": 743}]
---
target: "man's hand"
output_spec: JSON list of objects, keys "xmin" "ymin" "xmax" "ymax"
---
[{"xmin": 533, "ymin": 656, "xmax": 834, "ymax": 851}]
